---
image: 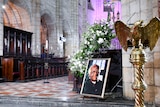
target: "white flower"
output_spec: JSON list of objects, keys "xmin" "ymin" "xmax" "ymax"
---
[
  {"xmin": 101, "ymin": 32, "xmax": 105, "ymax": 36},
  {"xmin": 96, "ymin": 30, "xmax": 100, "ymax": 36},
  {"xmin": 89, "ymin": 45, "xmax": 93, "ymax": 49},
  {"xmin": 93, "ymin": 34, "xmax": 96, "ymax": 39},
  {"xmin": 90, "ymin": 29, "xmax": 94, "ymax": 34},
  {"xmin": 105, "ymin": 30, "xmax": 108, "ymax": 35},
  {"xmin": 97, "ymin": 38, "xmax": 104, "ymax": 44},
  {"xmin": 69, "ymin": 19, "xmax": 115, "ymax": 77},
  {"xmin": 90, "ymin": 37, "xmax": 93, "ymax": 41},
  {"xmin": 84, "ymin": 40, "xmax": 88, "ymax": 45}
]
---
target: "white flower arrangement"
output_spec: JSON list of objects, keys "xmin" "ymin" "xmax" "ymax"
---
[{"xmin": 68, "ymin": 20, "xmax": 116, "ymax": 77}]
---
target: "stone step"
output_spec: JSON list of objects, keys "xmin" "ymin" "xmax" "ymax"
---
[{"xmin": 0, "ymin": 96, "xmax": 154, "ymax": 107}]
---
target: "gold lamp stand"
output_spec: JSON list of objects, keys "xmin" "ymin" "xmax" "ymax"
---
[{"xmin": 130, "ymin": 47, "xmax": 147, "ymax": 107}]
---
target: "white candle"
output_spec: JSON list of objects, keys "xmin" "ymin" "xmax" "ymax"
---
[{"xmin": 45, "ymin": 40, "xmax": 48, "ymax": 50}]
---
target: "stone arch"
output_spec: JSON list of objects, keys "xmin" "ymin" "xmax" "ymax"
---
[
  {"xmin": 40, "ymin": 11, "xmax": 54, "ymax": 54},
  {"xmin": 40, "ymin": 9, "xmax": 54, "ymax": 37},
  {"xmin": 3, "ymin": 0, "xmax": 31, "ymax": 31},
  {"xmin": 9, "ymin": 0, "xmax": 31, "ymax": 16}
]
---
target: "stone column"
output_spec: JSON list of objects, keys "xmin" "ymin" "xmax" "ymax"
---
[
  {"xmin": 0, "ymin": 1, "xmax": 4, "ymax": 56},
  {"xmin": 55, "ymin": 0, "xmax": 64, "ymax": 57},
  {"xmin": 31, "ymin": 0, "xmax": 41, "ymax": 56},
  {"xmin": 70, "ymin": 0, "xmax": 79, "ymax": 55}
]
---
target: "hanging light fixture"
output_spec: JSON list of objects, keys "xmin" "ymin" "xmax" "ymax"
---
[
  {"xmin": 104, "ymin": 0, "xmax": 114, "ymax": 22},
  {"xmin": 103, "ymin": 0, "xmax": 113, "ymax": 12},
  {"xmin": 116, "ymin": 0, "xmax": 120, "ymax": 20}
]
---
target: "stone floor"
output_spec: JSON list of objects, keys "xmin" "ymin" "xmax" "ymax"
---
[
  {"xmin": 0, "ymin": 76, "xmax": 78, "ymax": 99},
  {"xmin": 0, "ymin": 76, "xmax": 155, "ymax": 107}
]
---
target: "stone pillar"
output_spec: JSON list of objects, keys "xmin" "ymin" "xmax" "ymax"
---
[
  {"xmin": 0, "ymin": 1, "xmax": 4, "ymax": 56},
  {"xmin": 31, "ymin": 0, "xmax": 41, "ymax": 56},
  {"xmin": 55, "ymin": 0, "xmax": 63, "ymax": 57},
  {"xmin": 70, "ymin": 0, "xmax": 79, "ymax": 55},
  {"xmin": 48, "ymin": 23, "xmax": 57, "ymax": 55}
]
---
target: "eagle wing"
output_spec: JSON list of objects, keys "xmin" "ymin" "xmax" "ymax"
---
[
  {"xmin": 114, "ymin": 21, "xmax": 131, "ymax": 51},
  {"xmin": 142, "ymin": 17, "xmax": 160, "ymax": 50}
]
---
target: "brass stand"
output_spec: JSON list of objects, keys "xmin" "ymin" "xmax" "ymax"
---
[
  {"xmin": 114, "ymin": 17, "xmax": 160, "ymax": 107},
  {"xmin": 130, "ymin": 47, "xmax": 147, "ymax": 107}
]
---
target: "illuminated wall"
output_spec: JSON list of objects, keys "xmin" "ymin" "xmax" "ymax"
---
[
  {"xmin": 87, "ymin": 0, "xmax": 121, "ymax": 25},
  {"xmin": 87, "ymin": 0, "xmax": 122, "ymax": 50}
]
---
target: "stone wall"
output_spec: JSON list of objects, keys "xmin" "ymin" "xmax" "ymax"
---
[
  {"xmin": 39, "ymin": 0, "xmax": 81, "ymax": 57},
  {"xmin": 121, "ymin": 0, "xmax": 160, "ymax": 105},
  {"xmin": 0, "ymin": 0, "xmax": 84, "ymax": 58}
]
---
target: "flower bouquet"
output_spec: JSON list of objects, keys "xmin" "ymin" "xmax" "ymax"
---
[{"xmin": 69, "ymin": 19, "xmax": 116, "ymax": 77}]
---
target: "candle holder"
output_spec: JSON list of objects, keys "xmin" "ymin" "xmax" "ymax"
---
[{"xmin": 43, "ymin": 46, "xmax": 49, "ymax": 83}]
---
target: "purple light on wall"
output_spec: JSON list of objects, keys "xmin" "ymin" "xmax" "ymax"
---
[
  {"xmin": 87, "ymin": 0, "xmax": 122, "ymax": 49},
  {"xmin": 87, "ymin": 0, "xmax": 121, "ymax": 25},
  {"xmin": 110, "ymin": 37, "xmax": 122, "ymax": 49}
]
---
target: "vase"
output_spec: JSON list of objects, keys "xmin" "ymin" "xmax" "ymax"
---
[{"xmin": 72, "ymin": 75, "xmax": 83, "ymax": 93}]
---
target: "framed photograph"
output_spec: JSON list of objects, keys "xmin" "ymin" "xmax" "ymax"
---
[{"xmin": 80, "ymin": 58, "xmax": 111, "ymax": 98}]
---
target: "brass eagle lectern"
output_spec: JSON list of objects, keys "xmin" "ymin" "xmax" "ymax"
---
[{"xmin": 114, "ymin": 17, "xmax": 160, "ymax": 107}]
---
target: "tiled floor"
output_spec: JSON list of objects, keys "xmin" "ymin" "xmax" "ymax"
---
[
  {"xmin": 0, "ymin": 76, "xmax": 143, "ymax": 107},
  {"xmin": 0, "ymin": 76, "xmax": 79, "ymax": 100},
  {"xmin": 0, "ymin": 76, "xmax": 156, "ymax": 107}
]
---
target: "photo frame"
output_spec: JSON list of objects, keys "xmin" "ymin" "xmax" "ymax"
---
[{"xmin": 80, "ymin": 58, "xmax": 111, "ymax": 98}]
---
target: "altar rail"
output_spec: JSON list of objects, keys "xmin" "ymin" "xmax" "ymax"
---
[{"xmin": 1, "ymin": 57, "xmax": 68, "ymax": 81}]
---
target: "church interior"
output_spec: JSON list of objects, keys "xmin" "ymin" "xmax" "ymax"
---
[{"xmin": 0, "ymin": 0, "xmax": 160, "ymax": 107}]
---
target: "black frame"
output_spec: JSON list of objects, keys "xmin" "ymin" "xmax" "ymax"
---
[{"xmin": 80, "ymin": 58, "xmax": 111, "ymax": 98}]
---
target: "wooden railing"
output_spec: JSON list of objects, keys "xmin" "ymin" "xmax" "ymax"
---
[{"xmin": 1, "ymin": 56, "xmax": 68, "ymax": 81}]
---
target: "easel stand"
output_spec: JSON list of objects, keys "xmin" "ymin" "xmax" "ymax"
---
[
  {"xmin": 104, "ymin": 77, "xmax": 122, "ymax": 99},
  {"xmin": 110, "ymin": 77, "xmax": 122, "ymax": 92}
]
